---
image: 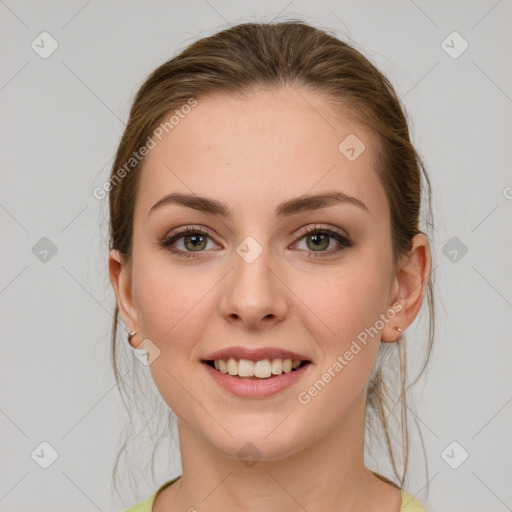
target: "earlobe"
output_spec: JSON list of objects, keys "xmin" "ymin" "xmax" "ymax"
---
[
  {"xmin": 108, "ymin": 249, "xmax": 139, "ymax": 340},
  {"xmin": 381, "ymin": 317, "xmax": 404, "ymax": 343}
]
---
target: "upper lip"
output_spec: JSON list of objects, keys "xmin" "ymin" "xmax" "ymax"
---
[{"xmin": 203, "ymin": 346, "xmax": 311, "ymax": 362}]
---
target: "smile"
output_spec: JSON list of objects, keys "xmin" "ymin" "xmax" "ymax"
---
[
  {"xmin": 206, "ymin": 357, "xmax": 309, "ymax": 378},
  {"xmin": 201, "ymin": 358, "xmax": 312, "ymax": 398}
]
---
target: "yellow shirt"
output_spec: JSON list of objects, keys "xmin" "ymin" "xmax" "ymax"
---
[{"xmin": 125, "ymin": 476, "xmax": 427, "ymax": 511}]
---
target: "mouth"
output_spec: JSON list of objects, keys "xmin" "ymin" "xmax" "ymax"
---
[
  {"xmin": 201, "ymin": 356, "xmax": 312, "ymax": 398},
  {"xmin": 202, "ymin": 358, "xmax": 312, "ymax": 379}
]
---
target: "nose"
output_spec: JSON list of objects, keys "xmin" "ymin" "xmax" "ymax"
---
[{"xmin": 219, "ymin": 243, "xmax": 289, "ymax": 330}]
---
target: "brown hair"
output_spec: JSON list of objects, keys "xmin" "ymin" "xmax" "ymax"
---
[{"xmin": 108, "ymin": 19, "xmax": 435, "ymax": 496}]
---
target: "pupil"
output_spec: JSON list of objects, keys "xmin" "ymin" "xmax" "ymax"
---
[
  {"xmin": 185, "ymin": 234, "xmax": 206, "ymax": 251},
  {"xmin": 309, "ymin": 233, "xmax": 328, "ymax": 251}
]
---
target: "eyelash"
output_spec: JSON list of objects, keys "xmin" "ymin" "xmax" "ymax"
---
[{"xmin": 158, "ymin": 224, "xmax": 353, "ymax": 259}]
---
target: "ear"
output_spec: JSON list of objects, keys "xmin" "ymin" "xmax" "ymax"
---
[
  {"xmin": 381, "ymin": 233, "xmax": 431, "ymax": 343},
  {"xmin": 109, "ymin": 249, "xmax": 140, "ymax": 347}
]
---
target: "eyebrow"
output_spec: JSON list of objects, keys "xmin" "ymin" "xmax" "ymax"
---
[{"xmin": 148, "ymin": 190, "xmax": 370, "ymax": 219}]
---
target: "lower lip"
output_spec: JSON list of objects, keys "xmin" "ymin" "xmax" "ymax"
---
[{"xmin": 202, "ymin": 362, "xmax": 311, "ymax": 398}]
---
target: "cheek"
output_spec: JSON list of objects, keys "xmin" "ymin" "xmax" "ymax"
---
[
  {"xmin": 132, "ymin": 256, "xmax": 216, "ymax": 420},
  {"xmin": 132, "ymin": 251, "xmax": 209, "ymax": 345},
  {"xmin": 293, "ymin": 255, "xmax": 391, "ymax": 346},
  {"xmin": 290, "ymin": 249, "xmax": 392, "ymax": 409},
  {"xmin": 291, "ymin": 264, "xmax": 388, "ymax": 431}
]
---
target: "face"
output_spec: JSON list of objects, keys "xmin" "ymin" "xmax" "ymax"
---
[{"xmin": 111, "ymin": 87, "xmax": 404, "ymax": 462}]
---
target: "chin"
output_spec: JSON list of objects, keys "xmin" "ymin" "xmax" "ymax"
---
[{"xmin": 205, "ymin": 422, "xmax": 310, "ymax": 464}]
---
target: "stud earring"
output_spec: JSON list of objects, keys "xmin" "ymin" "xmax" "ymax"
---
[
  {"xmin": 396, "ymin": 327, "xmax": 403, "ymax": 333},
  {"xmin": 127, "ymin": 330, "xmax": 137, "ymax": 344}
]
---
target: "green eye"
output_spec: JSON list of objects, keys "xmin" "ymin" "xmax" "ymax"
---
[{"xmin": 159, "ymin": 225, "xmax": 352, "ymax": 259}]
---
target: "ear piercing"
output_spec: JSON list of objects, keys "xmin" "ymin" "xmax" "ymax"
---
[
  {"xmin": 396, "ymin": 327, "xmax": 403, "ymax": 333},
  {"xmin": 127, "ymin": 330, "xmax": 137, "ymax": 343}
]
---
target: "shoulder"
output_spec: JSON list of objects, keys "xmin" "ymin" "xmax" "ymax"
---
[
  {"xmin": 123, "ymin": 494, "xmax": 154, "ymax": 512},
  {"xmin": 123, "ymin": 476, "xmax": 181, "ymax": 512},
  {"xmin": 124, "ymin": 478, "xmax": 425, "ymax": 512},
  {"xmin": 400, "ymin": 489, "xmax": 427, "ymax": 511},
  {"xmin": 370, "ymin": 471, "xmax": 426, "ymax": 511}
]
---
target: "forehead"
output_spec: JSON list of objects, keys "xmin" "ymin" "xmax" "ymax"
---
[{"xmin": 135, "ymin": 87, "xmax": 388, "ymax": 223}]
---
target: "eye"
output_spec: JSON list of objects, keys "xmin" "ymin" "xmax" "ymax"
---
[
  {"xmin": 293, "ymin": 225, "xmax": 352, "ymax": 258},
  {"xmin": 158, "ymin": 224, "xmax": 352, "ymax": 259},
  {"xmin": 158, "ymin": 226, "xmax": 218, "ymax": 258}
]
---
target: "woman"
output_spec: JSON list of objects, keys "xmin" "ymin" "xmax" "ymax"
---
[{"xmin": 108, "ymin": 20, "xmax": 434, "ymax": 511}]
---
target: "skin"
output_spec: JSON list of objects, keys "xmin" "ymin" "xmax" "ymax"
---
[{"xmin": 109, "ymin": 87, "xmax": 431, "ymax": 512}]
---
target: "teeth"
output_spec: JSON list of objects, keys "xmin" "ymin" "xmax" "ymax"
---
[
  {"xmin": 239, "ymin": 358, "xmax": 255, "ymax": 377},
  {"xmin": 271, "ymin": 358, "xmax": 282, "ymax": 375},
  {"xmin": 211, "ymin": 358, "xmax": 305, "ymax": 378},
  {"xmin": 227, "ymin": 357, "xmax": 238, "ymax": 376}
]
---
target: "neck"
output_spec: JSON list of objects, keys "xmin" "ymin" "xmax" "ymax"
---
[{"xmin": 156, "ymin": 397, "xmax": 400, "ymax": 512}]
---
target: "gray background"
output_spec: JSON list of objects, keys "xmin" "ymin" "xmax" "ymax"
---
[{"xmin": 1, "ymin": 1, "xmax": 511, "ymax": 511}]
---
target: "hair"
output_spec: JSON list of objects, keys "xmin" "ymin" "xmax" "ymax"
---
[{"xmin": 108, "ymin": 19, "xmax": 436, "ymax": 498}]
